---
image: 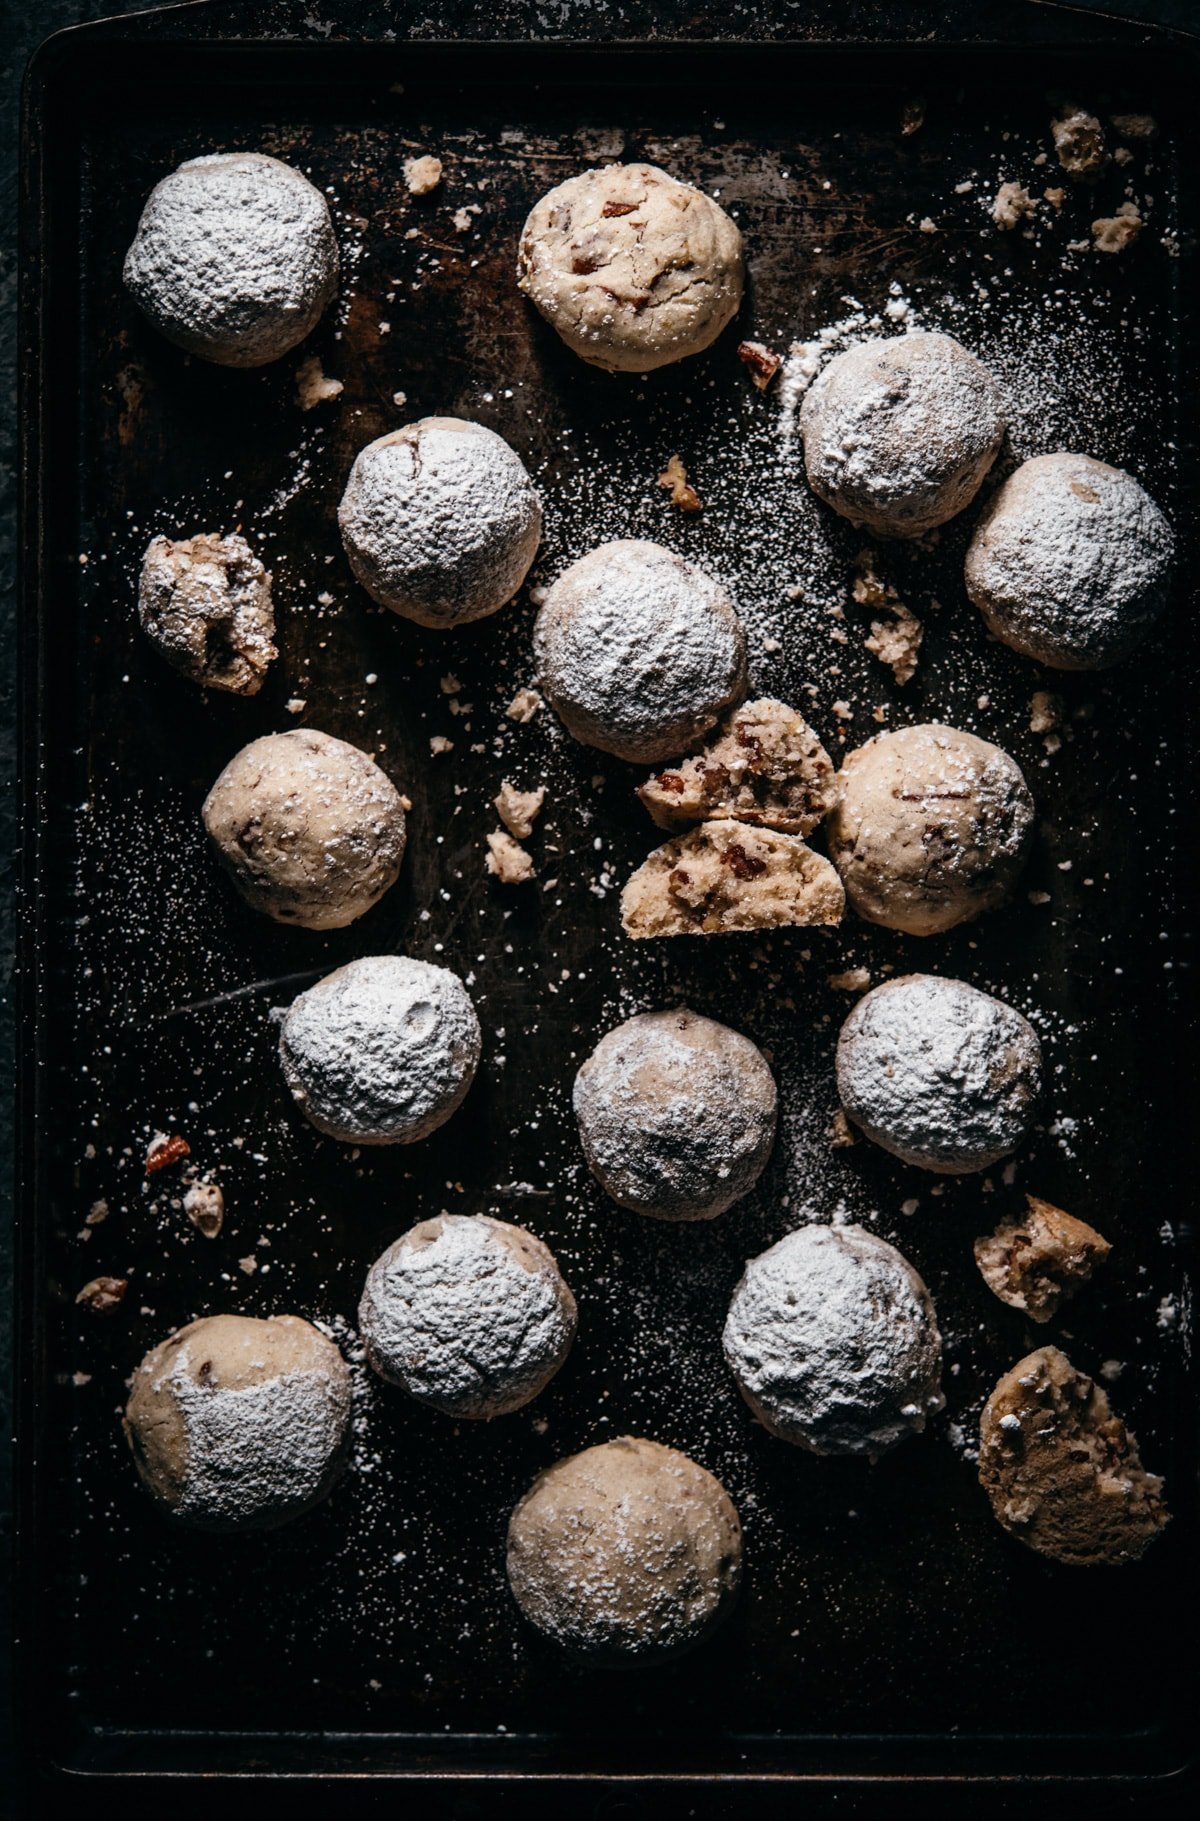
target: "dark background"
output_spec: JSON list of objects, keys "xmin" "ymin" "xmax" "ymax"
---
[{"xmin": 2, "ymin": 1, "xmax": 1197, "ymax": 1816}]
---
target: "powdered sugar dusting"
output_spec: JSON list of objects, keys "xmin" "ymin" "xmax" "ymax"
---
[
  {"xmin": 358, "ymin": 1214, "xmax": 576, "ymax": 1418},
  {"xmin": 723, "ymin": 1223, "xmax": 944, "ymax": 1458}
]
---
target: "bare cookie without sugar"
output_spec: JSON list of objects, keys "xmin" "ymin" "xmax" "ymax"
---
[
  {"xmin": 827, "ymin": 723, "xmax": 1035, "ymax": 936},
  {"xmin": 723, "ymin": 1223, "xmax": 944, "ymax": 1458},
  {"xmin": 637, "ymin": 698, "xmax": 836, "ymax": 834},
  {"xmin": 279, "ymin": 955, "xmax": 481, "ymax": 1144},
  {"xmin": 573, "ymin": 1008, "xmax": 777, "ymax": 1221},
  {"xmin": 123, "ymin": 1314, "xmax": 351, "ymax": 1531},
  {"xmin": 979, "ymin": 1346, "xmax": 1168, "ymax": 1564},
  {"xmin": 836, "ymin": 974, "xmax": 1042, "ymax": 1173},
  {"xmin": 507, "ymin": 1437, "xmax": 742, "ymax": 1661},
  {"xmin": 138, "ymin": 532, "xmax": 276, "ymax": 694},
  {"xmin": 358, "ymin": 1214, "xmax": 576, "ymax": 1417},
  {"xmin": 799, "ymin": 331, "xmax": 1006, "ymax": 537},
  {"xmin": 974, "ymin": 1195, "xmax": 1111, "ymax": 1322},
  {"xmin": 202, "ymin": 730, "xmax": 407, "ymax": 931},
  {"xmin": 535, "ymin": 539, "xmax": 746, "ymax": 763},
  {"xmin": 123, "ymin": 152, "xmax": 338, "ymax": 367},
  {"xmin": 338, "ymin": 417, "xmax": 542, "ymax": 627},
  {"xmin": 621, "ymin": 821, "xmax": 844, "ymax": 938},
  {"xmin": 517, "ymin": 163, "xmax": 744, "ymax": 373}
]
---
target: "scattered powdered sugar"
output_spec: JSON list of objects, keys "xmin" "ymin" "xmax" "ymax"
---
[
  {"xmin": 358, "ymin": 1214, "xmax": 576, "ymax": 1418},
  {"xmin": 836, "ymin": 976, "xmax": 1044, "ymax": 1173},
  {"xmin": 279, "ymin": 955, "xmax": 482, "ymax": 1144},
  {"xmin": 723, "ymin": 1223, "xmax": 944, "ymax": 1459}
]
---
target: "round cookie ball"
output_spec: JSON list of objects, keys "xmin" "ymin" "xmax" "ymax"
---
[
  {"xmin": 573, "ymin": 1007, "xmax": 777, "ymax": 1221},
  {"xmin": 964, "ymin": 452, "xmax": 1174, "ymax": 670},
  {"xmin": 279, "ymin": 955, "xmax": 480, "ymax": 1144},
  {"xmin": 123, "ymin": 1313, "xmax": 351, "ymax": 1531},
  {"xmin": 836, "ymin": 974, "xmax": 1043, "ymax": 1174},
  {"xmin": 138, "ymin": 531, "xmax": 276, "ymax": 695},
  {"xmin": 723, "ymin": 1224, "xmax": 944, "ymax": 1458},
  {"xmin": 123, "ymin": 152, "xmax": 338, "ymax": 368},
  {"xmin": 506, "ymin": 1437, "xmax": 742, "ymax": 1662},
  {"xmin": 202, "ymin": 729, "xmax": 407, "ymax": 931},
  {"xmin": 534, "ymin": 539, "xmax": 747, "ymax": 763},
  {"xmin": 517, "ymin": 163, "xmax": 744, "ymax": 374},
  {"xmin": 799, "ymin": 331, "xmax": 1006, "ymax": 538},
  {"xmin": 337, "ymin": 417, "xmax": 543, "ymax": 628},
  {"xmin": 828, "ymin": 723, "xmax": 1035, "ymax": 936},
  {"xmin": 358, "ymin": 1214, "xmax": 576, "ymax": 1417}
]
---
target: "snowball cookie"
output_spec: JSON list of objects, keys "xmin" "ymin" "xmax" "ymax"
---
[
  {"xmin": 978, "ymin": 1346, "xmax": 1168, "ymax": 1566},
  {"xmin": 534, "ymin": 539, "xmax": 746, "ymax": 763},
  {"xmin": 507, "ymin": 1437, "xmax": 742, "ymax": 1662},
  {"xmin": 122, "ymin": 1313, "xmax": 351, "ymax": 1531},
  {"xmin": 573, "ymin": 1008, "xmax": 777, "ymax": 1222},
  {"xmin": 837, "ymin": 974, "xmax": 1043, "ymax": 1174},
  {"xmin": 799, "ymin": 331, "xmax": 1006, "ymax": 538},
  {"xmin": 516, "ymin": 163, "xmax": 744, "ymax": 374},
  {"xmin": 828, "ymin": 723, "xmax": 1035, "ymax": 936},
  {"xmin": 337, "ymin": 418, "xmax": 542, "ymax": 628},
  {"xmin": 138, "ymin": 532, "xmax": 276, "ymax": 695},
  {"xmin": 279, "ymin": 954, "xmax": 480, "ymax": 1144},
  {"xmin": 723, "ymin": 1224, "xmax": 944, "ymax": 1458},
  {"xmin": 964, "ymin": 452, "xmax": 1174, "ymax": 670},
  {"xmin": 358, "ymin": 1214, "xmax": 576, "ymax": 1417},
  {"xmin": 123, "ymin": 153, "xmax": 338, "ymax": 368},
  {"xmin": 202, "ymin": 729, "xmax": 406, "ymax": 930}
]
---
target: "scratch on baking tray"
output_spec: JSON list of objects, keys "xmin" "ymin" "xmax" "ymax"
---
[{"xmin": 143, "ymin": 971, "xmax": 324, "ymax": 1026}]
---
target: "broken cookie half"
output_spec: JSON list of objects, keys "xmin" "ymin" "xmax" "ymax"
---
[
  {"xmin": 636, "ymin": 698, "xmax": 836, "ymax": 835},
  {"xmin": 975, "ymin": 1195, "xmax": 1111, "ymax": 1323},
  {"xmin": 621, "ymin": 820, "xmax": 845, "ymax": 939},
  {"xmin": 978, "ymin": 1345, "xmax": 1167, "ymax": 1566}
]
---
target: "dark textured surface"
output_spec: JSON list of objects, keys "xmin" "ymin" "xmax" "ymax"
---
[{"xmin": 6, "ymin": 0, "xmax": 1200, "ymax": 1815}]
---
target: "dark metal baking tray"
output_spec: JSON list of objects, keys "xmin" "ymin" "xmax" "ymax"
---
[{"xmin": 16, "ymin": 0, "xmax": 1200, "ymax": 1807}]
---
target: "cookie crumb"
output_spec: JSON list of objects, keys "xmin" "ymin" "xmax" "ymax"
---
[
  {"xmin": 1092, "ymin": 201, "xmax": 1142, "ymax": 254},
  {"xmin": 1110, "ymin": 112, "xmax": 1156, "ymax": 140},
  {"xmin": 852, "ymin": 553, "xmax": 923, "ymax": 685},
  {"xmin": 495, "ymin": 780, "xmax": 545, "ymax": 840},
  {"xmin": 658, "ymin": 454, "xmax": 702, "ymax": 513},
  {"xmin": 430, "ymin": 735, "xmax": 454, "ymax": 756},
  {"xmin": 295, "ymin": 354, "xmax": 343, "ymax": 411},
  {"xmin": 1029, "ymin": 690, "xmax": 1063, "ymax": 734},
  {"xmin": 828, "ymin": 967, "xmax": 870, "ymax": 993},
  {"xmin": 1051, "ymin": 108, "xmax": 1106, "ymax": 178},
  {"xmin": 992, "ymin": 181, "xmax": 1035, "ymax": 230},
  {"xmin": 829, "ymin": 1109, "xmax": 857, "ymax": 1149},
  {"xmin": 184, "ymin": 1180, "xmax": 225, "ymax": 1239},
  {"xmin": 974, "ymin": 1195, "xmax": 1111, "ymax": 1322},
  {"xmin": 76, "ymin": 1276, "xmax": 128, "ymax": 1314},
  {"xmin": 506, "ymin": 687, "xmax": 542, "ymax": 724},
  {"xmin": 404, "ymin": 154, "xmax": 443, "ymax": 196},
  {"xmin": 486, "ymin": 829, "xmax": 536, "ymax": 883}
]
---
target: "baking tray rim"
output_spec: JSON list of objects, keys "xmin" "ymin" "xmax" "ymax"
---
[{"xmin": 14, "ymin": 2, "xmax": 1200, "ymax": 1798}]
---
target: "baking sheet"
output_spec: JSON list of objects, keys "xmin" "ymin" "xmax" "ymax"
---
[{"xmin": 17, "ymin": 7, "xmax": 1198, "ymax": 1794}]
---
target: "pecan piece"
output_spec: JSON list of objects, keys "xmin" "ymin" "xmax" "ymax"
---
[
  {"xmin": 145, "ymin": 1133, "xmax": 190, "ymax": 1175},
  {"xmin": 737, "ymin": 340, "xmax": 782, "ymax": 390}
]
